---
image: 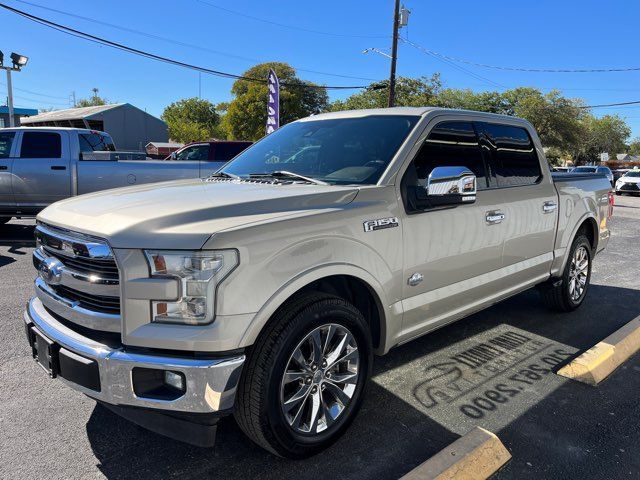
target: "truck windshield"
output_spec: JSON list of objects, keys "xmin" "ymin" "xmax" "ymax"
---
[
  {"xmin": 221, "ymin": 115, "xmax": 420, "ymax": 185},
  {"xmin": 79, "ymin": 133, "xmax": 116, "ymax": 153}
]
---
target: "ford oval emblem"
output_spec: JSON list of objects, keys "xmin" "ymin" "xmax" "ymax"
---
[{"xmin": 38, "ymin": 257, "xmax": 64, "ymax": 285}]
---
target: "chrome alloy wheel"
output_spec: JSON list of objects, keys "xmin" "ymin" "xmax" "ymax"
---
[
  {"xmin": 569, "ymin": 245, "xmax": 589, "ymax": 302},
  {"xmin": 280, "ymin": 323, "xmax": 360, "ymax": 435}
]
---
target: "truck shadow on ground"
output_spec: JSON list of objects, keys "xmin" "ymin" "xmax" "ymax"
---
[{"xmin": 85, "ymin": 283, "xmax": 640, "ymax": 480}]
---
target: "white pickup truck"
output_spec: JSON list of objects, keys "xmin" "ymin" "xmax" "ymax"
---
[
  {"xmin": 23, "ymin": 108, "xmax": 613, "ymax": 458},
  {"xmin": 0, "ymin": 127, "xmax": 248, "ymax": 223}
]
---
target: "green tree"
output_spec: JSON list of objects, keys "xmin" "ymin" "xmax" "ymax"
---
[
  {"xmin": 224, "ymin": 62, "xmax": 329, "ymax": 141},
  {"xmin": 627, "ymin": 138, "xmax": 640, "ymax": 156},
  {"xmin": 330, "ymin": 74, "xmax": 442, "ymax": 111},
  {"xmin": 76, "ymin": 88, "xmax": 109, "ymax": 107},
  {"xmin": 572, "ymin": 114, "xmax": 631, "ymax": 165},
  {"xmin": 161, "ymin": 97, "xmax": 221, "ymax": 143}
]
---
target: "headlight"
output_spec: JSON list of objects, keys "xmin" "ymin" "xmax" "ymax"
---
[{"xmin": 144, "ymin": 250, "xmax": 238, "ymax": 325}]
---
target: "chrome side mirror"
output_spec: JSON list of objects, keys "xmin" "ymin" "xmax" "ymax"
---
[{"xmin": 426, "ymin": 166, "xmax": 477, "ymax": 205}]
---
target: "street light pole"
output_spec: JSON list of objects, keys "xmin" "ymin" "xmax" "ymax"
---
[
  {"xmin": 5, "ymin": 68, "xmax": 14, "ymax": 127},
  {"xmin": 388, "ymin": 0, "xmax": 401, "ymax": 108},
  {"xmin": 0, "ymin": 51, "xmax": 28, "ymax": 127}
]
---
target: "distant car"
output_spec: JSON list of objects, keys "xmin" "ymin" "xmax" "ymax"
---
[
  {"xmin": 615, "ymin": 170, "xmax": 640, "ymax": 195},
  {"xmin": 167, "ymin": 141, "xmax": 252, "ymax": 164},
  {"xmin": 552, "ymin": 166, "xmax": 571, "ymax": 173},
  {"xmin": 613, "ymin": 168, "xmax": 631, "ymax": 183},
  {"xmin": 572, "ymin": 165, "xmax": 614, "ymax": 186}
]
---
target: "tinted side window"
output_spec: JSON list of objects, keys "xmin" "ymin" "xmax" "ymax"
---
[
  {"xmin": 174, "ymin": 144, "xmax": 209, "ymax": 161},
  {"xmin": 79, "ymin": 133, "xmax": 116, "ymax": 153},
  {"xmin": 0, "ymin": 132, "xmax": 15, "ymax": 158},
  {"xmin": 20, "ymin": 132, "xmax": 62, "ymax": 158},
  {"xmin": 213, "ymin": 143, "xmax": 251, "ymax": 161},
  {"xmin": 481, "ymin": 124, "xmax": 541, "ymax": 187},
  {"xmin": 410, "ymin": 121, "xmax": 488, "ymax": 189}
]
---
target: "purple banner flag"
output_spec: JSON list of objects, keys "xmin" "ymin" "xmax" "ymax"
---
[{"xmin": 266, "ymin": 68, "xmax": 280, "ymax": 135}]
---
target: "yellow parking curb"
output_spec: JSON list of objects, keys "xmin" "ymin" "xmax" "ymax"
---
[
  {"xmin": 400, "ymin": 427, "xmax": 511, "ymax": 480},
  {"xmin": 557, "ymin": 316, "xmax": 640, "ymax": 385}
]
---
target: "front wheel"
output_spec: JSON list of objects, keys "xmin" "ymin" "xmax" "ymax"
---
[
  {"xmin": 539, "ymin": 234, "xmax": 592, "ymax": 312},
  {"xmin": 234, "ymin": 293, "xmax": 372, "ymax": 458}
]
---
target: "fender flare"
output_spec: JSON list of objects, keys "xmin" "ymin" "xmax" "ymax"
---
[
  {"xmin": 557, "ymin": 213, "xmax": 598, "ymax": 275},
  {"xmin": 239, "ymin": 262, "xmax": 391, "ymax": 351}
]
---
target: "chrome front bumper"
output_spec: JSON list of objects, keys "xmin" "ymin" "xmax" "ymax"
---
[{"xmin": 24, "ymin": 297, "xmax": 245, "ymax": 414}]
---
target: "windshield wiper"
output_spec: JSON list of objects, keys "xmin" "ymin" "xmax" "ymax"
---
[
  {"xmin": 248, "ymin": 170, "xmax": 328, "ymax": 186},
  {"xmin": 209, "ymin": 171, "xmax": 240, "ymax": 180}
]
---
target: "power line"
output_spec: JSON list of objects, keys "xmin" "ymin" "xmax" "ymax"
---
[
  {"xmin": 580, "ymin": 100, "xmax": 640, "ymax": 109},
  {"xmin": 399, "ymin": 37, "xmax": 506, "ymax": 89},
  {"xmin": 0, "ymin": 3, "xmax": 372, "ymax": 90},
  {"xmin": 401, "ymin": 38, "xmax": 640, "ymax": 74},
  {"xmin": 195, "ymin": 0, "xmax": 389, "ymax": 39},
  {"xmin": 11, "ymin": 0, "xmax": 377, "ymax": 81},
  {"xmin": 0, "ymin": 80, "xmax": 68, "ymax": 100}
]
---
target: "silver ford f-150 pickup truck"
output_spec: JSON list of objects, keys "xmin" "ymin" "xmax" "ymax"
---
[
  {"xmin": 24, "ymin": 108, "xmax": 613, "ymax": 458},
  {"xmin": 0, "ymin": 127, "xmax": 249, "ymax": 223}
]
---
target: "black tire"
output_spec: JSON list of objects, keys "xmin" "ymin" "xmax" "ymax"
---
[
  {"xmin": 539, "ymin": 234, "xmax": 592, "ymax": 312},
  {"xmin": 234, "ymin": 292, "xmax": 373, "ymax": 458}
]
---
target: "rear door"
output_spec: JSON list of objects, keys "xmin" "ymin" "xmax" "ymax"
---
[
  {"xmin": 0, "ymin": 131, "xmax": 17, "ymax": 214},
  {"xmin": 477, "ymin": 122, "xmax": 557, "ymax": 286},
  {"xmin": 12, "ymin": 131, "xmax": 71, "ymax": 211}
]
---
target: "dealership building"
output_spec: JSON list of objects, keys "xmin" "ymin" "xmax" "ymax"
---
[{"xmin": 19, "ymin": 103, "xmax": 168, "ymax": 151}]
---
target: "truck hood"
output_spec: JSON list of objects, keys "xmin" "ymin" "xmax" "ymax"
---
[{"xmin": 38, "ymin": 179, "xmax": 359, "ymax": 249}]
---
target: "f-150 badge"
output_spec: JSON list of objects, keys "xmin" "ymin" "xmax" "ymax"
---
[{"xmin": 363, "ymin": 217, "xmax": 399, "ymax": 232}]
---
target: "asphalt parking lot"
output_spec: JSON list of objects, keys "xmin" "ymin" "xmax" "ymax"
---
[{"xmin": 1, "ymin": 195, "xmax": 639, "ymax": 480}]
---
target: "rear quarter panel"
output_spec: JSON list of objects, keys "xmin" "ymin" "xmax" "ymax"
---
[{"xmin": 551, "ymin": 175, "xmax": 611, "ymax": 275}]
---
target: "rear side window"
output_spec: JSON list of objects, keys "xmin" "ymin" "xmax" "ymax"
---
[
  {"xmin": 174, "ymin": 144, "xmax": 210, "ymax": 161},
  {"xmin": 481, "ymin": 124, "xmax": 541, "ymax": 187},
  {"xmin": 0, "ymin": 132, "xmax": 15, "ymax": 158},
  {"xmin": 79, "ymin": 133, "xmax": 116, "ymax": 153},
  {"xmin": 20, "ymin": 132, "xmax": 62, "ymax": 158},
  {"xmin": 410, "ymin": 121, "xmax": 488, "ymax": 189},
  {"xmin": 213, "ymin": 143, "xmax": 251, "ymax": 161}
]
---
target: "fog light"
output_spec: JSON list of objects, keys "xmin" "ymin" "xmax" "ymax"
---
[{"xmin": 164, "ymin": 370, "xmax": 185, "ymax": 391}]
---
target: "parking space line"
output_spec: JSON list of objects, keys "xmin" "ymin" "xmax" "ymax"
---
[
  {"xmin": 399, "ymin": 427, "xmax": 511, "ymax": 480},
  {"xmin": 557, "ymin": 316, "xmax": 640, "ymax": 385}
]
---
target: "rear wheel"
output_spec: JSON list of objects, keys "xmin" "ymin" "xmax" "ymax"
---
[
  {"xmin": 539, "ymin": 234, "xmax": 592, "ymax": 312},
  {"xmin": 234, "ymin": 292, "xmax": 372, "ymax": 458}
]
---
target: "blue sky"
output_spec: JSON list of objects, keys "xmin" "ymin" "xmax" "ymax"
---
[{"xmin": 2, "ymin": 0, "xmax": 640, "ymax": 138}]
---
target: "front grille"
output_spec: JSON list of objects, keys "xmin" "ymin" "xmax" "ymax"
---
[
  {"xmin": 42, "ymin": 245, "xmax": 119, "ymax": 279},
  {"xmin": 52, "ymin": 284, "xmax": 121, "ymax": 315},
  {"xmin": 34, "ymin": 223, "xmax": 121, "ymax": 332}
]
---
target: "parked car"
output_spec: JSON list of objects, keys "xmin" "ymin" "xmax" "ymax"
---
[
  {"xmin": 615, "ymin": 169, "xmax": 640, "ymax": 195},
  {"xmin": 25, "ymin": 108, "xmax": 613, "ymax": 458},
  {"xmin": 552, "ymin": 166, "xmax": 571, "ymax": 173},
  {"xmin": 0, "ymin": 127, "xmax": 249, "ymax": 225},
  {"xmin": 613, "ymin": 168, "xmax": 631, "ymax": 183},
  {"xmin": 571, "ymin": 165, "xmax": 614, "ymax": 186},
  {"xmin": 166, "ymin": 140, "xmax": 252, "ymax": 162}
]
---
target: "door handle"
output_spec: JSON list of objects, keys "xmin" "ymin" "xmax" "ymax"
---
[
  {"xmin": 51, "ymin": 166, "xmax": 67, "ymax": 171},
  {"xmin": 543, "ymin": 201, "xmax": 557, "ymax": 214},
  {"xmin": 0, "ymin": 165, "xmax": 7, "ymax": 170},
  {"xmin": 485, "ymin": 211, "xmax": 505, "ymax": 225}
]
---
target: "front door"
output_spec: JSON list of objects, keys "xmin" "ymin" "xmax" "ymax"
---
[
  {"xmin": 399, "ymin": 120, "xmax": 505, "ymax": 341},
  {"xmin": 12, "ymin": 131, "xmax": 71, "ymax": 212}
]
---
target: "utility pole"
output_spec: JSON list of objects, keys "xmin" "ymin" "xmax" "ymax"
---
[
  {"xmin": 5, "ymin": 69, "xmax": 14, "ymax": 126},
  {"xmin": 388, "ymin": 0, "xmax": 401, "ymax": 108}
]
